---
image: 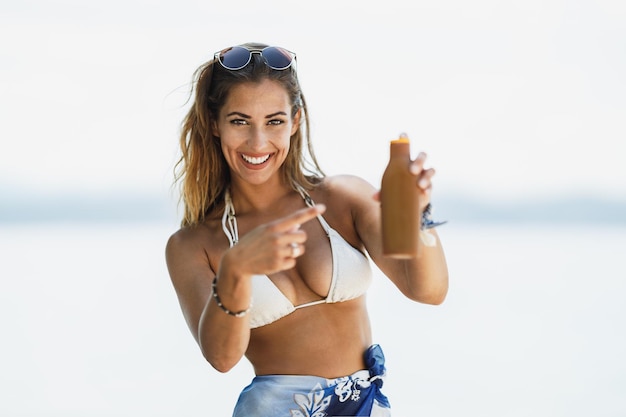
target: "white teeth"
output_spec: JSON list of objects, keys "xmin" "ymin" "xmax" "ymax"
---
[{"xmin": 241, "ymin": 154, "xmax": 270, "ymax": 165}]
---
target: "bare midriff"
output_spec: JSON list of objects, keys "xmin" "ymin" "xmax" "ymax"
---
[{"xmin": 245, "ymin": 296, "xmax": 372, "ymax": 379}]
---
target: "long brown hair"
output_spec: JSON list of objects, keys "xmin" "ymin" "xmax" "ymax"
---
[{"xmin": 174, "ymin": 43, "xmax": 324, "ymax": 227}]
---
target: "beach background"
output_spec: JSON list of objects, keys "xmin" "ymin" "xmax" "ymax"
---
[{"xmin": 1, "ymin": 0, "xmax": 625, "ymax": 416}]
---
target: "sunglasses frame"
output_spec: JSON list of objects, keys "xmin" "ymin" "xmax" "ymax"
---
[{"xmin": 214, "ymin": 46, "xmax": 297, "ymax": 71}]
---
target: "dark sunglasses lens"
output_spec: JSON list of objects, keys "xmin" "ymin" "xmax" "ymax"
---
[
  {"xmin": 219, "ymin": 46, "xmax": 251, "ymax": 69},
  {"xmin": 262, "ymin": 47, "xmax": 293, "ymax": 69}
]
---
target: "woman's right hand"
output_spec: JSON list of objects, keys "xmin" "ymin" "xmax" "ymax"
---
[{"xmin": 220, "ymin": 204, "xmax": 326, "ymax": 278}]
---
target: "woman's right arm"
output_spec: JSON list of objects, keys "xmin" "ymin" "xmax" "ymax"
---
[
  {"xmin": 165, "ymin": 205, "xmax": 325, "ymax": 372},
  {"xmin": 165, "ymin": 229, "xmax": 252, "ymax": 372}
]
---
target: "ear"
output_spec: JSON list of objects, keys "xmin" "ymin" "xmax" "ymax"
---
[
  {"xmin": 291, "ymin": 108, "xmax": 302, "ymax": 136},
  {"xmin": 211, "ymin": 118, "xmax": 220, "ymax": 138}
]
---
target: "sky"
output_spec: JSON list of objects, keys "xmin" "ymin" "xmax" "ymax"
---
[{"xmin": 1, "ymin": 0, "xmax": 625, "ymax": 205}]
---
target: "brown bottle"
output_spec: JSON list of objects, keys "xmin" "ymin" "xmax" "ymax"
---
[{"xmin": 381, "ymin": 133, "xmax": 420, "ymax": 258}]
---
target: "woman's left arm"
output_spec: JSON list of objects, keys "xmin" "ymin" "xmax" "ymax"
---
[{"xmin": 341, "ymin": 156, "xmax": 449, "ymax": 304}]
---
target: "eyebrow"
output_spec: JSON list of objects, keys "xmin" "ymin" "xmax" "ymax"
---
[
  {"xmin": 265, "ymin": 111, "xmax": 287, "ymax": 119},
  {"xmin": 225, "ymin": 111, "xmax": 288, "ymax": 119}
]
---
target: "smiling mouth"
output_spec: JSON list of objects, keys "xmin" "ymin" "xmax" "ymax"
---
[{"xmin": 241, "ymin": 154, "xmax": 271, "ymax": 165}]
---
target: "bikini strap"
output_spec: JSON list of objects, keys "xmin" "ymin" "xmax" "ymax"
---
[
  {"xmin": 295, "ymin": 184, "xmax": 331, "ymax": 236},
  {"xmin": 295, "ymin": 184, "xmax": 315, "ymax": 208},
  {"xmin": 223, "ymin": 186, "xmax": 329, "ymax": 245},
  {"xmin": 222, "ymin": 189, "xmax": 238, "ymax": 246}
]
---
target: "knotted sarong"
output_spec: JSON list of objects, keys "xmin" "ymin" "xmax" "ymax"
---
[{"xmin": 232, "ymin": 344, "xmax": 391, "ymax": 417}]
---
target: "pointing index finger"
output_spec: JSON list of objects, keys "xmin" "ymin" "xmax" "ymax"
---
[{"xmin": 276, "ymin": 204, "xmax": 326, "ymax": 233}]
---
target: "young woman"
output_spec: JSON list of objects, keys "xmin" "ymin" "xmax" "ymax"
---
[{"xmin": 166, "ymin": 42, "xmax": 448, "ymax": 417}]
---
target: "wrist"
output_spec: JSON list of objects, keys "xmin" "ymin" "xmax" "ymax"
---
[
  {"xmin": 212, "ymin": 276, "xmax": 252, "ymax": 318},
  {"xmin": 218, "ymin": 249, "xmax": 250, "ymax": 284},
  {"xmin": 421, "ymin": 203, "xmax": 447, "ymax": 230},
  {"xmin": 213, "ymin": 251, "xmax": 253, "ymax": 316}
]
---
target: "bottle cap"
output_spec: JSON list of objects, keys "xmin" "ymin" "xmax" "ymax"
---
[{"xmin": 391, "ymin": 132, "xmax": 410, "ymax": 144}]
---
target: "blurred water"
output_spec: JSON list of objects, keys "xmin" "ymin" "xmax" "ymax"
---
[{"xmin": 1, "ymin": 222, "xmax": 625, "ymax": 416}]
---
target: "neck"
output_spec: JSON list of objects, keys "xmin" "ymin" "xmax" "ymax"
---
[{"xmin": 229, "ymin": 177, "xmax": 294, "ymax": 214}]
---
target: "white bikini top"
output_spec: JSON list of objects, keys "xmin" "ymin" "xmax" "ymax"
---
[{"xmin": 221, "ymin": 187, "xmax": 373, "ymax": 329}]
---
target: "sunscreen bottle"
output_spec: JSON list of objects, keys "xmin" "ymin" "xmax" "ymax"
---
[{"xmin": 381, "ymin": 133, "xmax": 420, "ymax": 258}]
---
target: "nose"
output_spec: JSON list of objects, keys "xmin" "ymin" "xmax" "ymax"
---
[{"xmin": 247, "ymin": 126, "xmax": 268, "ymax": 150}]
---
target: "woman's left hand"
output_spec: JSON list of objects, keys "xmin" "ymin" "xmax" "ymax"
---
[{"xmin": 409, "ymin": 151, "xmax": 435, "ymax": 211}]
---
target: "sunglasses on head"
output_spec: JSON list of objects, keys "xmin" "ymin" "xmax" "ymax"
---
[{"xmin": 214, "ymin": 46, "xmax": 296, "ymax": 71}]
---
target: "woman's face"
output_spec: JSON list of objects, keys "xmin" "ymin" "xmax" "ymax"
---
[{"xmin": 213, "ymin": 78, "xmax": 300, "ymax": 187}]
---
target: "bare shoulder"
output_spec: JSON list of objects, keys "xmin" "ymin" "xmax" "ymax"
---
[
  {"xmin": 312, "ymin": 175, "xmax": 379, "ymax": 247},
  {"xmin": 166, "ymin": 224, "xmax": 205, "ymax": 257},
  {"xmin": 165, "ymin": 218, "xmax": 224, "ymax": 277}
]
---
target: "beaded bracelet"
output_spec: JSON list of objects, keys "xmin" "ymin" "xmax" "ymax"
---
[
  {"xmin": 211, "ymin": 276, "xmax": 252, "ymax": 318},
  {"xmin": 420, "ymin": 203, "xmax": 447, "ymax": 247},
  {"xmin": 421, "ymin": 203, "xmax": 447, "ymax": 230}
]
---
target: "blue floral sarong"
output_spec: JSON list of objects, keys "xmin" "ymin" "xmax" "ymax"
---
[{"xmin": 232, "ymin": 344, "xmax": 391, "ymax": 417}]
